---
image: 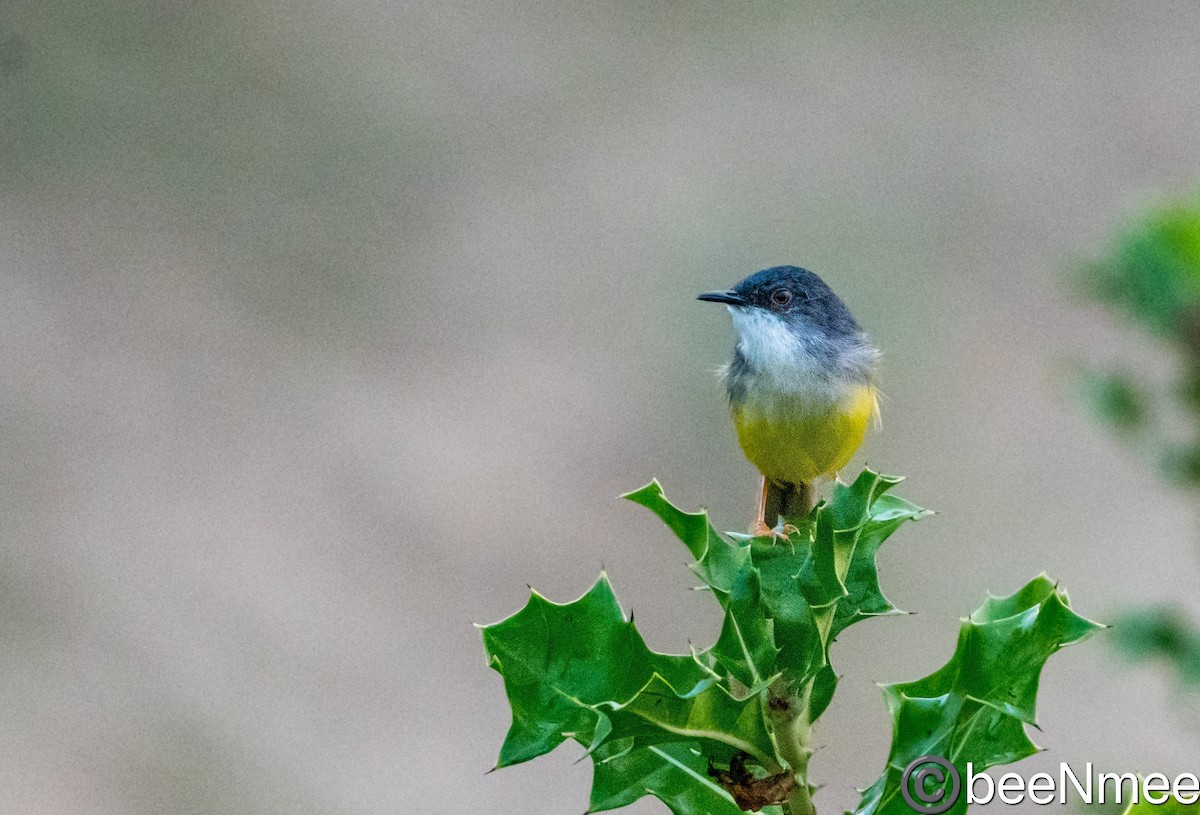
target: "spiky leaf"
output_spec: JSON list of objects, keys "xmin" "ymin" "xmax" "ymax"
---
[
  {"xmin": 480, "ymin": 575, "xmax": 707, "ymax": 768},
  {"xmin": 853, "ymin": 575, "xmax": 1105, "ymax": 815},
  {"xmin": 589, "ymin": 741, "xmax": 784, "ymax": 815},
  {"xmin": 592, "ymin": 674, "xmax": 780, "ymax": 769}
]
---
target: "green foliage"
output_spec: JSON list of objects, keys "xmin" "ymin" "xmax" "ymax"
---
[
  {"xmin": 855, "ymin": 577, "xmax": 1103, "ymax": 815},
  {"xmin": 1080, "ymin": 368, "xmax": 1148, "ymax": 434},
  {"xmin": 1076, "ymin": 193, "xmax": 1200, "ymax": 685},
  {"xmin": 1085, "ymin": 198, "xmax": 1200, "ymax": 339},
  {"xmin": 1110, "ymin": 605, "xmax": 1200, "ymax": 688},
  {"xmin": 480, "ymin": 470, "xmax": 1101, "ymax": 815},
  {"xmin": 626, "ymin": 469, "xmax": 929, "ymax": 720},
  {"xmin": 1078, "ymin": 195, "xmax": 1200, "ymax": 487}
]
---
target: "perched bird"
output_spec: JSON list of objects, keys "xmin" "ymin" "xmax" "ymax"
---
[{"xmin": 699, "ymin": 266, "xmax": 880, "ymax": 537}]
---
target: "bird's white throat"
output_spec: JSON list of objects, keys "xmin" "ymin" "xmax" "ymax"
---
[{"xmin": 727, "ymin": 306, "xmax": 877, "ymax": 401}]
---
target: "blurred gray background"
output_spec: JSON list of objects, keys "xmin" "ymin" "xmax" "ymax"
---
[{"xmin": 3, "ymin": 2, "xmax": 1200, "ymax": 813}]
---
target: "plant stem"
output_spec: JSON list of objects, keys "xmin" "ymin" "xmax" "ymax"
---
[{"xmin": 767, "ymin": 676, "xmax": 816, "ymax": 815}]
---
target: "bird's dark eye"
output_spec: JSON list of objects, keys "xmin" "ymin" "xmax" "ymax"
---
[{"xmin": 770, "ymin": 288, "xmax": 793, "ymax": 307}]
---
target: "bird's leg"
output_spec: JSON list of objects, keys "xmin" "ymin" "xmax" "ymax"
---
[
  {"xmin": 749, "ymin": 477, "xmax": 799, "ymax": 542},
  {"xmin": 749, "ymin": 476, "xmax": 774, "ymax": 538},
  {"xmin": 772, "ymin": 480, "xmax": 814, "ymax": 536}
]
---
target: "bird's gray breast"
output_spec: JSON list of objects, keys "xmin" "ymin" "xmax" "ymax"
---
[{"xmin": 725, "ymin": 307, "xmax": 877, "ymax": 409}]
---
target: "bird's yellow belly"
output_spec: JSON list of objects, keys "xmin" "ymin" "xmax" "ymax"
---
[{"xmin": 732, "ymin": 384, "xmax": 876, "ymax": 485}]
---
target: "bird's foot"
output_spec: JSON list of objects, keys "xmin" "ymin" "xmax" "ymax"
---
[{"xmin": 749, "ymin": 521, "xmax": 799, "ymax": 543}]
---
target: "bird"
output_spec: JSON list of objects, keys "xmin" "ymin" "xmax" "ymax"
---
[{"xmin": 698, "ymin": 265, "xmax": 880, "ymax": 538}]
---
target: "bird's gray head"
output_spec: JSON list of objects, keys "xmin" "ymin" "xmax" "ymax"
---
[
  {"xmin": 698, "ymin": 265, "xmax": 862, "ymax": 338},
  {"xmin": 698, "ymin": 265, "xmax": 876, "ymax": 391}
]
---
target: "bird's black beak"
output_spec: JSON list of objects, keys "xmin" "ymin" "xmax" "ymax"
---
[{"xmin": 697, "ymin": 290, "xmax": 746, "ymax": 306}]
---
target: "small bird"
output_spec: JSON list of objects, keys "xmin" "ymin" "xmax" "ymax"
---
[{"xmin": 699, "ymin": 266, "xmax": 880, "ymax": 537}]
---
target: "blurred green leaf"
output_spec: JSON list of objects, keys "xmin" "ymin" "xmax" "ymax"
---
[
  {"xmin": 1080, "ymin": 368, "xmax": 1149, "ymax": 433},
  {"xmin": 1083, "ymin": 198, "xmax": 1200, "ymax": 341},
  {"xmin": 1174, "ymin": 369, "xmax": 1200, "ymax": 412},
  {"xmin": 1074, "ymin": 192, "xmax": 1200, "ymax": 497},
  {"xmin": 1111, "ymin": 605, "xmax": 1200, "ymax": 688},
  {"xmin": 1158, "ymin": 444, "xmax": 1200, "ymax": 488}
]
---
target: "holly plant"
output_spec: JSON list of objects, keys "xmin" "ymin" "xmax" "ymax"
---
[{"xmin": 480, "ymin": 470, "xmax": 1102, "ymax": 815}]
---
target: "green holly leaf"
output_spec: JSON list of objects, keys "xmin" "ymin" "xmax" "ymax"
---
[
  {"xmin": 623, "ymin": 480, "xmax": 755, "ymax": 599},
  {"xmin": 591, "ymin": 673, "xmax": 781, "ymax": 769},
  {"xmin": 481, "ymin": 572, "xmax": 782, "ymax": 815},
  {"xmin": 748, "ymin": 536, "xmax": 825, "ymax": 681},
  {"xmin": 628, "ymin": 470, "xmax": 928, "ymax": 718},
  {"xmin": 853, "ymin": 575, "xmax": 1105, "ymax": 815},
  {"xmin": 589, "ymin": 740, "xmax": 783, "ymax": 815},
  {"xmin": 625, "ymin": 480, "xmax": 788, "ymax": 690},
  {"xmin": 753, "ymin": 470, "xmax": 929, "ymax": 718},
  {"xmin": 480, "ymin": 574, "xmax": 707, "ymax": 768},
  {"xmin": 710, "ymin": 597, "xmax": 780, "ymax": 692},
  {"xmin": 826, "ymin": 472, "xmax": 932, "ymax": 640}
]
